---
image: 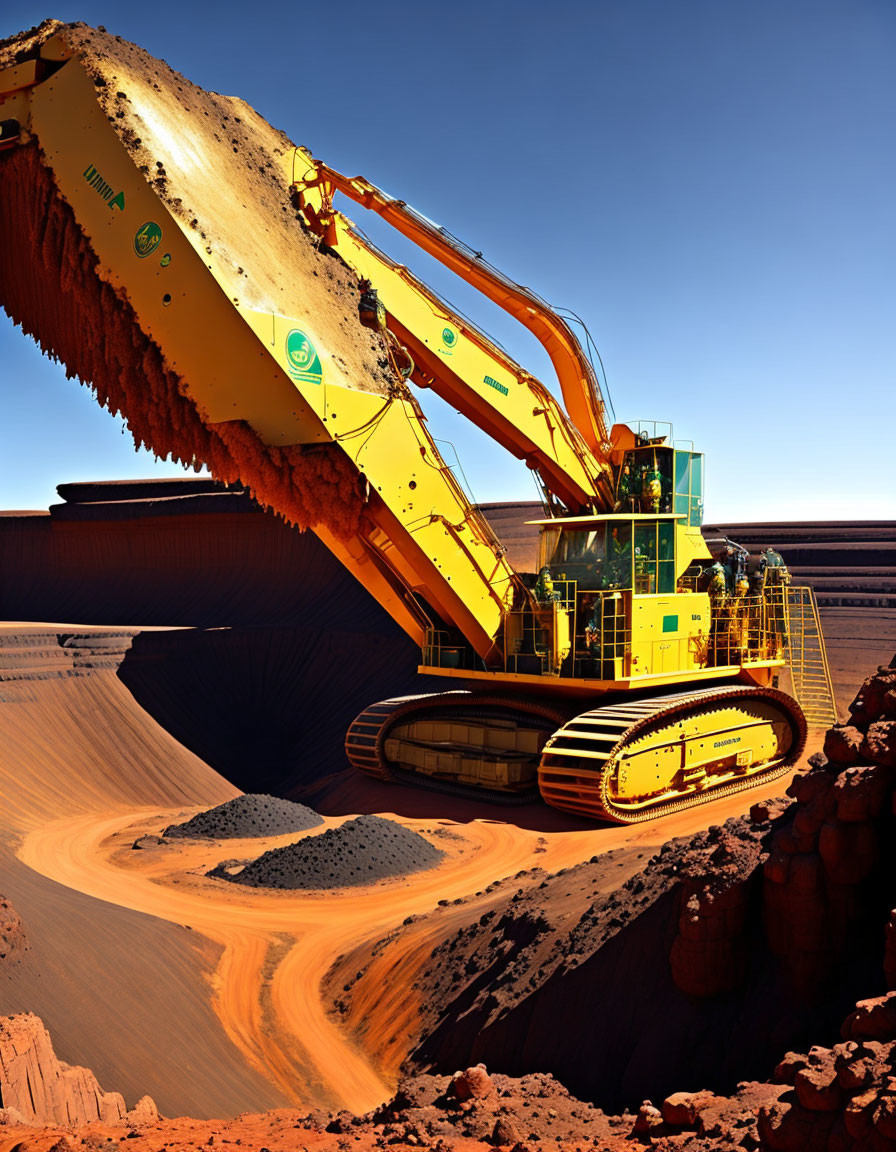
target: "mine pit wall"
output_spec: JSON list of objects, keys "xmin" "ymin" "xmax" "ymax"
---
[
  {"xmin": 705, "ymin": 521, "xmax": 896, "ymax": 609},
  {"xmin": 118, "ymin": 625, "xmax": 431, "ymax": 798},
  {"xmin": 0, "ymin": 629, "xmax": 295, "ymax": 1119},
  {"xmin": 0, "ymin": 488, "xmax": 444, "ymax": 796},
  {"xmin": 0, "ymin": 493, "xmax": 393, "ymax": 629}
]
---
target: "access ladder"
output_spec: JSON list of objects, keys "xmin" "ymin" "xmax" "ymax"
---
[{"xmin": 785, "ymin": 586, "xmax": 838, "ymax": 727}]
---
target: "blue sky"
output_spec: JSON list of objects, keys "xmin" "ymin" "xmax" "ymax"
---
[{"xmin": 1, "ymin": 0, "xmax": 893, "ymax": 521}]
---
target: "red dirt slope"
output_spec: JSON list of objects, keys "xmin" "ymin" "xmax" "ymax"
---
[{"xmin": 0, "ymin": 627, "xmax": 288, "ymax": 1118}]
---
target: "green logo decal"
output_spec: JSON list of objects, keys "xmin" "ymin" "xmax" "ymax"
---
[
  {"xmin": 134, "ymin": 222, "xmax": 162, "ymax": 258},
  {"xmin": 483, "ymin": 374, "xmax": 509, "ymax": 397},
  {"xmin": 441, "ymin": 327, "xmax": 457, "ymax": 348},
  {"xmin": 84, "ymin": 163, "xmax": 125, "ymax": 211},
  {"xmin": 285, "ymin": 329, "xmax": 323, "ymax": 385}
]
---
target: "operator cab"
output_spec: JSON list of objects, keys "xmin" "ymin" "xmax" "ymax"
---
[
  {"xmin": 537, "ymin": 515, "xmax": 678, "ymax": 596},
  {"xmin": 504, "ymin": 434, "xmax": 708, "ymax": 682},
  {"xmin": 610, "ymin": 424, "xmax": 704, "ymax": 528},
  {"xmin": 508, "ymin": 511, "xmax": 699, "ymax": 681}
]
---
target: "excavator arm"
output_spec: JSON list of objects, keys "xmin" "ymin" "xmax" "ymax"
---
[
  {"xmin": 290, "ymin": 157, "xmax": 617, "ymax": 512},
  {"xmin": 295, "ymin": 161, "xmax": 613, "ymax": 462}
]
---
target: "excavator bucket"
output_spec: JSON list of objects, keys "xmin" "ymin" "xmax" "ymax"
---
[{"xmin": 0, "ymin": 21, "xmax": 520, "ymax": 659}]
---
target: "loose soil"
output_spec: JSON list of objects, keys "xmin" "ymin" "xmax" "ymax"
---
[
  {"xmin": 164, "ymin": 794, "xmax": 322, "ymax": 840},
  {"xmin": 222, "ymin": 814, "xmax": 444, "ymax": 891}
]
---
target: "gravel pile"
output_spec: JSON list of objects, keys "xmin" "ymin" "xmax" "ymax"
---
[
  {"xmin": 163, "ymin": 794, "xmax": 323, "ymax": 839},
  {"xmin": 223, "ymin": 815, "xmax": 443, "ymax": 890}
]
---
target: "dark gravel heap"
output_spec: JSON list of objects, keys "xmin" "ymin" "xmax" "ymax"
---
[
  {"xmin": 163, "ymin": 793, "xmax": 323, "ymax": 839},
  {"xmin": 223, "ymin": 815, "xmax": 443, "ymax": 890}
]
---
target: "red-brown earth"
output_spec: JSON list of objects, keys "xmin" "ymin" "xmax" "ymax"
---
[
  {"xmin": 2, "ymin": 650, "xmax": 896, "ymax": 1150},
  {"xmin": 0, "ymin": 482, "xmax": 893, "ymax": 1139},
  {"xmin": 0, "ymin": 498, "xmax": 892, "ymax": 1148}
]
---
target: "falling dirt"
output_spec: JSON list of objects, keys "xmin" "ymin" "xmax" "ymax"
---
[
  {"xmin": 0, "ymin": 19, "xmax": 405, "ymax": 540},
  {"xmin": 0, "ymin": 144, "xmax": 369, "ymax": 539}
]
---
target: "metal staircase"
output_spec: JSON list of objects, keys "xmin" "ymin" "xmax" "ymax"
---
[{"xmin": 784, "ymin": 586, "xmax": 838, "ymax": 727}]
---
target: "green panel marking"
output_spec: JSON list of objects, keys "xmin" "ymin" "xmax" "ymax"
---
[
  {"xmin": 84, "ymin": 162, "xmax": 125, "ymax": 211},
  {"xmin": 285, "ymin": 329, "xmax": 323, "ymax": 385},
  {"xmin": 483, "ymin": 374, "xmax": 509, "ymax": 397},
  {"xmin": 662, "ymin": 614, "xmax": 679, "ymax": 633},
  {"xmin": 134, "ymin": 221, "xmax": 162, "ymax": 258}
]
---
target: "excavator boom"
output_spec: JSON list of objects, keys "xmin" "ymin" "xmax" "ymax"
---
[
  {"xmin": 298, "ymin": 161, "xmax": 613, "ymax": 463},
  {"xmin": 290, "ymin": 154, "xmax": 615, "ymax": 514},
  {"xmin": 0, "ymin": 26, "xmax": 527, "ymax": 663}
]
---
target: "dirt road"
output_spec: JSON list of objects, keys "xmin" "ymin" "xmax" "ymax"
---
[{"xmin": 16, "ymin": 773, "xmax": 802, "ymax": 1113}]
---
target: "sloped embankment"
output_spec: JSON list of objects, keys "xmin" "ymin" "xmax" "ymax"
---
[
  {"xmin": 0, "ymin": 628, "xmax": 236, "ymax": 827},
  {"xmin": 0, "ymin": 629, "xmax": 288, "ymax": 1118}
]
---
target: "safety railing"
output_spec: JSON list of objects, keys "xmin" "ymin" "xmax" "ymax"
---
[
  {"xmin": 422, "ymin": 629, "xmax": 468, "ymax": 669},
  {"xmin": 506, "ymin": 587, "xmax": 631, "ymax": 679},
  {"xmin": 705, "ymin": 591, "xmax": 789, "ymax": 667}
]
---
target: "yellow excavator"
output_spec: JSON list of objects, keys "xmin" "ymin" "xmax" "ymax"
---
[{"xmin": 0, "ymin": 24, "xmax": 836, "ymax": 821}]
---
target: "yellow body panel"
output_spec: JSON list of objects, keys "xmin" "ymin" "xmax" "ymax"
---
[
  {"xmin": 30, "ymin": 59, "xmax": 330, "ymax": 445},
  {"xmin": 629, "ymin": 592, "xmax": 711, "ymax": 676},
  {"xmin": 614, "ymin": 702, "xmax": 790, "ymax": 800},
  {"xmin": 416, "ymin": 662, "xmax": 744, "ymax": 693}
]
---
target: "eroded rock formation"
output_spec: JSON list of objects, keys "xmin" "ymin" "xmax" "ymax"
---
[
  {"xmin": 0, "ymin": 1013, "xmax": 157, "ymax": 1125},
  {"xmin": 0, "ymin": 896, "xmax": 26, "ymax": 966}
]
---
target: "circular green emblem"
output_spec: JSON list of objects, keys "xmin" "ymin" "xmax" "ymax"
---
[
  {"xmin": 285, "ymin": 329, "xmax": 323, "ymax": 384},
  {"xmin": 134, "ymin": 221, "xmax": 163, "ymax": 259},
  {"xmin": 287, "ymin": 329, "xmax": 315, "ymax": 372},
  {"xmin": 442, "ymin": 327, "xmax": 457, "ymax": 348}
]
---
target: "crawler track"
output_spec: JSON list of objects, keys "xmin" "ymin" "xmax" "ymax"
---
[
  {"xmin": 345, "ymin": 692, "xmax": 570, "ymax": 803},
  {"xmin": 348, "ymin": 685, "xmax": 806, "ymax": 825},
  {"xmin": 538, "ymin": 684, "xmax": 807, "ymax": 823}
]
